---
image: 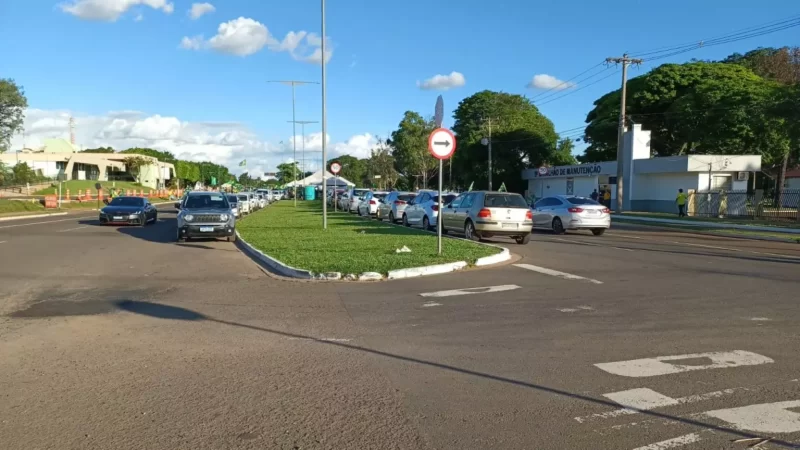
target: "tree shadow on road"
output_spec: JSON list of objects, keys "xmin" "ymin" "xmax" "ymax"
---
[{"xmin": 113, "ymin": 299, "xmax": 798, "ymax": 449}]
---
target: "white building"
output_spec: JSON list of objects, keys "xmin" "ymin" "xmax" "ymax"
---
[{"xmin": 521, "ymin": 124, "xmax": 762, "ymax": 213}]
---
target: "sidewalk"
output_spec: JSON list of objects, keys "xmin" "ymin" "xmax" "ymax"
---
[{"xmin": 612, "ymin": 214, "xmax": 800, "ymax": 239}]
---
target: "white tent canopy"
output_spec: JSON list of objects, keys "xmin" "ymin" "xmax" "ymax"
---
[{"xmin": 284, "ymin": 170, "xmax": 355, "ymax": 188}]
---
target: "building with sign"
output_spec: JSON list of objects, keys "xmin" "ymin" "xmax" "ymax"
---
[{"xmin": 521, "ymin": 124, "xmax": 762, "ymax": 213}]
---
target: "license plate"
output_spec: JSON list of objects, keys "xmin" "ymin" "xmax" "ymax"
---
[
  {"xmin": 113, "ymin": 216, "xmax": 124, "ymax": 221},
  {"xmin": 587, "ymin": 210, "xmax": 598, "ymax": 214},
  {"xmin": 199, "ymin": 227, "xmax": 214, "ymax": 232},
  {"xmin": 502, "ymin": 223, "xmax": 518, "ymax": 229}
]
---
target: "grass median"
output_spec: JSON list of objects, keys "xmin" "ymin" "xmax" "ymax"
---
[{"xmin": 236, "ymin": 200, "xmax": 499, "ymax": 275}]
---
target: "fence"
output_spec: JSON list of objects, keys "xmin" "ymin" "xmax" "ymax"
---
[{"xmin": 689, "ymin": 189, "xmax": 800, "ymax": 222}]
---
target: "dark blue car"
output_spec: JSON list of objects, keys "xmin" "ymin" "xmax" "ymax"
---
[{"xmin": 99, "ymin": 196, "xmax": 158, "ymax": 226}]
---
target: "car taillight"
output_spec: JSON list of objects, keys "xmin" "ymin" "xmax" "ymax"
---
[
  {"xmin": 526, "ymin": 210, "xmax": 533, "ymax": 220},
  {"xmin": 477, "ymin": 208, "xmax": 491, "ymax": 218},
  {"xmin": 369, "ymin": 200, "xmax": 376, "ymax": 205},
  {"xmin": 394, "ymin": 200, "xmax": 406, "ymax": 205},
  {"xmin": 568, "ymin": 207, "xmax": 584, "ymax": 213},
  {"xmin": 601, "ymin": 208, "xmax": 610, "ymax": 214},
  {"xmin": 431, "ymin": 205, "xmax": 438, "ymax": 212}
]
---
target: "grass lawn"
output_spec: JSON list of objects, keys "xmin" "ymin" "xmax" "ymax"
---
[
  {"xmin": 0, "ymin": 199, "xmax": 46, "ymax": 215},
  {"xmin": 33, "ymin": 180, "xmax": 144, "ymax": 196},
  {"xmin": 618, "ymin": 211, "xmax": 800, "ymax": 230},
  {"xmin": 237, "ymin": 200, "xmax": 499, "ymax": 275}
]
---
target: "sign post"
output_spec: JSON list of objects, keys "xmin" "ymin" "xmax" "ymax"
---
[
  {"xmin": 330, "ymin": 162, "xmax": 341, "ymax": 212},
  {"xmin": 428, "ymin": 127, "xmax": 457, "ymax": 255}
]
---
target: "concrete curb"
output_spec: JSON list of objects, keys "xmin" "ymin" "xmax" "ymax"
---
[
  {"xmin": 475, "ymin": 246, "xmax": 511, "ymax": 266},
  {"xmin": 0, "ymin": 212, "xmax": 69, "ymax": 222},
  {"xmin": 235, "ymin": 231, "xmax": 314, "ymax": 279},
  {"xmin": 387, "ymin": 261, "xmax": 468, "ymax": 280},
  {"xmin": 613, "ymin": 215, "xmax": 800, "ymax": 235}
]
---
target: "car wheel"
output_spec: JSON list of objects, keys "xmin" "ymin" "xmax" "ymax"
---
[
  {"xmin": 140, "ymin": 217, "xmax": 147, "ymax": 227},
  {"xmin": 515, "ymin": 233, "xmax": 531, "ymax": 245},
  {"xmin": 423, "ymin": 216, "xmax": 431, "ymax": 231},
  {"xmin": 402, "ymin": 214, "xmax": 410, "ymax": 227},
  {"xmin": 227, "ymin": 233, "xmax": 237, "ymax": 242},
  {"xmin": 389, "ymin": 212, "xmax": 395, "ymax": 223},
  {"xmin": 176, "ymin": 231, "xmax": 185, "ymax": 242},
  {"xmin": 152, "ymin": 213, "xmax": 158, "ymax": 223},
  {"xmin": 591, "ymin": 228, "xmax": 606, "ymax": 236},
  {"xmin": 464, "ymin": 220, "xmax": 481, "ymax": 241},
  {"xmin": 552, "ymin": 217, "xmax": 565, "ymax": 235}
]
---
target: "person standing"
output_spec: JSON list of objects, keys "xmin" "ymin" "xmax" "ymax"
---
[
  {"xmin": 590, "ymin": 189, "xmax": 599, "ymax": 202},
  {"xmin": 676, "ymin": 189, "xmax": 688, "ymax": 217},
  {"xmin": 603, "ymin": 189, "xmax": 611, "ymax": 207}
]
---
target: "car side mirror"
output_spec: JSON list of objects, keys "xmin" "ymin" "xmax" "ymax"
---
[{"xmin": 174, "ymin": 202, "xmax": 181, "ymax": 210}]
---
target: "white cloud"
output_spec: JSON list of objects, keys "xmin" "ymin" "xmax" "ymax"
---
[
  {"xmin": 134, "ymin": 13, "xmax": 143, "ymax": 21},
  {"xmin": 188, "ymin": 2, "xmax": 215, "ymax": 20},
  {"xmin": 417, "ymin": 72, "xmax": 466, "ymax": 91},
  {"xmin": 59, "ymin": 0, "xmax": 173, "ymax": 22},
  {"xmin": 181, "ymin": 18, "xmax": 333, "ymax": 63},
  {"xmin": 527, "ymin": 74, "xmax": 575, "ymax": 90},
  {"xmin": 10, "ymin": 108, "xmax": 374, "ymax": 177}
]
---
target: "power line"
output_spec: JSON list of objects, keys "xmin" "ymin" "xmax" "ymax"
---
[
  {"xmin": 536, "ymin": 69, "xmax": 621, "ymax": 106},
  {"xmin": 533, "ymin": 66, "xmax": 617, "ymax": 104},
  {"xmin": 529, "ymin": 61, "xmax": 607, "ymax": 100}
]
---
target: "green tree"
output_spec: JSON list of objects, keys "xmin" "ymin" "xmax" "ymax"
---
[
  {"xmin": 11, "ymin": 162, "xmax": 35, "ymax": 184},
  {"xmin": 552, "ymin": 138, "xmax": 579, "ymax": 166},
  {"xmin": 0, "ymin": 79, "xmax": 28, "ymax": 152},
  {"xmin": 452, "ymin": 90, "xmax": 558, "ymax": 193},
  {"xmin": 80, "ymin": 146, "xmax": 115, "ymax": 153},
  {"xmin": 124, "ymin": 155, "xmax": 151, "ymax": 182},
  {"xmin": 365, "ymin": 138, "xmax": 399, "ymax": 189},
  {"xmin": 388, "ymin": 111, "xmax": 436, "ymax": 189},
  {"xmin": 0, "ymin": 160, "xmax": 8, "ymax": 186},
  {"xmin": 276, "ymin": 162, "xmax": 300, "ymax": 184},
  {"xmin": 121, "ymin": 147, "xmax": 177, "ymax": 164},
  {"xmin": 327, "ymin": 155, "xmax": 367, "ymax": 187}
]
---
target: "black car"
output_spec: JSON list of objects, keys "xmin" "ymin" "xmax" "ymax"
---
[{"xmin": 99, "ymin": 196, "xmax": 158, "ymax": 226}]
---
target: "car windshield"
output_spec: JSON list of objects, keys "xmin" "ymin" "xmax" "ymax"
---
[
  {"xmin": 484, "ymin": 193, "xmax": 529, "ymax": 208},
  {"xmin": 566, "ymin": 197, "xmax": 601, "ymax": 205},
  {"xmin": 184, "ymin": 194, "xmax": 229, "ymax": 209},
  {"xmin": 398, "ymin": 194, "xmax": 416, "ymax": 201},
  {"xmin": 374, "ymin": 194, "xmax": 387, "ymax": 200},
  {"xmin": 432, "ymin": 194, "xmax": 456, "ymax": 204},
  {"xmin": 227, "ymin": 196, "xmax": 238, "ymax": 203},
  {"xmin": 108, "ymin": 197, "xmax": 144, "ymax": 207},
  {"xmin": 237, "ymin": 195, "xmax": 248, "ymax": 201}
]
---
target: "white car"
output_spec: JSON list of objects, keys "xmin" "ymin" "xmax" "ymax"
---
[
  {"xmin": 346, "ymin": 188, "xmax": 371, "ymax": 213},
  {"xmin": 403, "ymin": 190, "xmax": 457, "ymax": 230},
  {"xmin": 357, "ymin": 191, "xmax": 388, "ymax": 216},
  {"xmin": 236, "ymin": 194, "xmax": 251, "ymax": 215}
]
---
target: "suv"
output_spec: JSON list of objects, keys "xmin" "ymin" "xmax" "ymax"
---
[{"xmin": 176, "ymin": 192, "xmax": 237, "ymax": 243}]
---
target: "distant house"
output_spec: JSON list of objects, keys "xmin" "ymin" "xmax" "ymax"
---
[{"xmin": 0, "ymin": 138, "xmax": 175, "ymax": 189}]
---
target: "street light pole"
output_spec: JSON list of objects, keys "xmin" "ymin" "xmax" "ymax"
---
[
  {"xmin": 321, "ymin": 0, "xmax": 328, "ymax": 229},
  {"xmin": 267, "ymin": 80, "xmax": 319, "ymax": 207},
  {"xmin": 287, "ymin": 120, "xmax": 319, "ymax": 186}
]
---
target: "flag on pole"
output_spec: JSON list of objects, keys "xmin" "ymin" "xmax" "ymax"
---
[
  {"xmin": 467, "ymin": 181, "xmax": 474, "ymax": 192},
  {"xmin": 498, "ymin": 182, "xmax": 507, "ymax": 192},
  {"xmin": 239, "ymin": 160, "xmax": 247, "ymax": 167}
]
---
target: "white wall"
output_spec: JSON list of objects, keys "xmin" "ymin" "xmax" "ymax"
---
[
  {"xmin": 528, "ymin": 178, "xmax": 567, "ymax": 199},
  {"xmin": 573, "ymin": 177, "xmax": 597, "ymax": 197},
  {"xmin": 632, "ymin": 173, "xmax": 700, "ymax": 201}
]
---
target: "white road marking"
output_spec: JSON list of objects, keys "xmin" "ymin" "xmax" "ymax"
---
[
  {"xmin": 667, "ymin": 241, "xmax": 739, "ymax": 252},
  {"xmin": 422, "ymin": 302, "xmax": 442, "ymax": 308},
  {"xmin": 557, "ymin": 308, "xmax": 580, "ymax": 313},
  {"xmin": 606, "ymin": 233, "xmax": 644, "ymax": 240},
  {"xmin": 705, "ymin": 400, "xmax": 800, "ymax": 434},
  {"xmin": 287, "ymin": 338, "xmax": 352, "ymax": 342},
  {"xmin": 0, "ymin": 215, "xmax": 95, "ymax": 229},
  {"xmin": 577, "ymin": 305, "xmax": 594, "ymax": 310},
  {"xmin": 631, "ymin": 432, "xmax": 702, "ymax": 450},
  {"xmin": 553, "ymin": 237, "xmax": 635, "ymax": 252},
  {"xmin": 750, "ymin": 317, "xmax": 772, "ymax": 321},
  {"xmin": 594, "ymin": 350, "xmax": 773, "ymax": 378},
  {"xmin": 419, "ymin": 284, "xmax": 521, "ymax": 298},
  {"xmin": 514, "ymin": 263, "xmax": 603, "ymax": 284},
  {"xmin": 604, "ymin": 388, "xmax": 680, "ymax": 411},
  {"xmin": 0, "ymin": 241, "xmax": 6, "ymax": 244},
  {"xmin": 575, "ymin": 387, "xmax": 745, "ymax": 423},
  {"xmin": 57, "ymin": 226, "xmax": 89, "ymax": 233}
]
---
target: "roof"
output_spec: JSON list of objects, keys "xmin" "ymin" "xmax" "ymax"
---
[{"xmin": 786, "ymin": 168, "xmax": 800, "ymax": 178}]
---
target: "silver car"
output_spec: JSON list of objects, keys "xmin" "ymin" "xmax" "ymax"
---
[
  {"xmin": 531, "ymin": 195, "xmax": 610, "ymax": 235},
  {"xmin": 177, "ymin": 192, "xmax": 236, "ymax": 242},
  {"xmin": 377, "ymin": 192, "xmax": 416, "ymax": 223},
  {"xmin": 441, "ymin": 191, "xmax": 533, "ymax": 244}
]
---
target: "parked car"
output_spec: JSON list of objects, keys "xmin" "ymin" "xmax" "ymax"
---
[
  {"xmin": 346, "ymin": 188, "xmax": 371, "ymax": 213},
  {"xmin": 99, "ymin": 196, "xmax": 158, "ymax": 226},
  {"xmin": 255, "ymin": 193, "xmax": 267, "ymax": 209},
  {"xmin": 226, "ymin": 194, "xmax": 241, "ymax": 218},
  {"xmin": 442, "ymin": 191, "xmax": 532, "ymax": 244},
  {"xmin": 377, "ymin": 192, "xmax": 416, "ymax": 223},
  {"xmin": 176, "ymin": 191, "xmax": 236, "ymax": 242},
  {"xmin": 531, "ymin": 195, "xmax": 610, "ymax": 235},
  {"xmin": 236, "ymin": 193, "xmax": 251, "ymax": 215},
  {"xmin": 357, "ymin": 191, "xmax": 388, "ymax": 216},
  {"xmin": 402, "ymin": 190, "xmax": 457, "ymax": 230}
]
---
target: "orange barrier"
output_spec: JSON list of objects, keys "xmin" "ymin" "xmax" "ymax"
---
[{"xmin": 98, "ymin": 189, "xmax": 104, "ymax": 201}]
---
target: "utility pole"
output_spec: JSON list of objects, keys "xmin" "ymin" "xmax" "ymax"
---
[
  {"xmin": 606, "ymin": 54, "xmax": 642, "ymax": 213},
  {"xmin": 287, "ymin": 120, "xmax": 319, "ymax": 186},
  {"xmin": 480, "ymin": 117, "xmax": 496, "ymax": 191},
  {"xmin": 268, "ymin": 80, "xmax": 319, "ymax": 207},
  {"xmin": 321, "ymin": 0, "xmax": 329, "ymax": 229}
]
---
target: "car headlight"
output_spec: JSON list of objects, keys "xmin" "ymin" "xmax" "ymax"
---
[
  {"xmin": 184, "ymin": 214, "xmax": 194, "ymax": 222},
  {"xmin": 220, "ymin": 214, "xmax": 229, "ymax": 221}
]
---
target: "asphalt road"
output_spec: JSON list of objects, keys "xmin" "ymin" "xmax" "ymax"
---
[{"xmin": 1, "ymin": 206, "xmax": 799, "ymax": 450}]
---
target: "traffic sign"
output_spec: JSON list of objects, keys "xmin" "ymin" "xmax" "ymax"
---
[
  {"xmin": 330, "ymin": 162, "xmax": 341, "ymax": 174},
  {"xmin": 538, "ymin": 166, "xmax": 548, "ymax": 175},
  {"xmin": 428, "ymin": 128, "xmax": 456, "ymax": 160}
]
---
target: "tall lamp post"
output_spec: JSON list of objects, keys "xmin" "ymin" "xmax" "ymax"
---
[
  {"xmin": 287, "ymin": 120, "xmax": 319, "ymax": 188},
  {"xmin": 267, "ymin": 80, "xmax": 319, "ymax": 206},
  {"xmin": 321, "ymin": 0, "xmax": 328, "ymax": 229}
]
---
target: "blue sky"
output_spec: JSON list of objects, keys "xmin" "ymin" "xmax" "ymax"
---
[{"xmin": 1, "ymin": 0, "xmax": 798, "ymax": 175}]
